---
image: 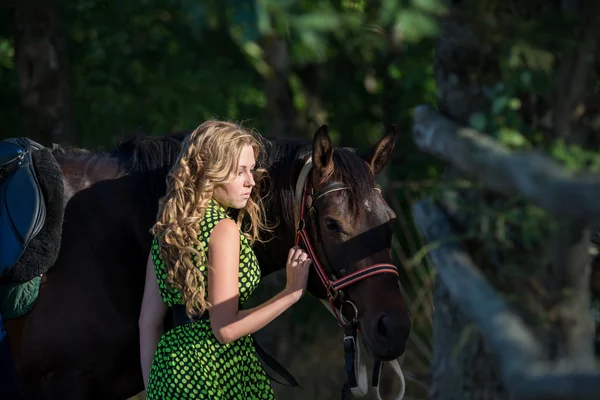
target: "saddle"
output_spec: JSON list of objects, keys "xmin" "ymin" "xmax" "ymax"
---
[{"xmin": 0, "ymin": 138, "xmax": 47, "ymax": 278}]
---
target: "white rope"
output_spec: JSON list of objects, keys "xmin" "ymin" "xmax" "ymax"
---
[
  {"xmin": 318, "ymin": 300, "xmax": 405, "ymax": 400},
  {"xmin": 373, "ymin": 359, "xmax": 406, "ymax": 400}
]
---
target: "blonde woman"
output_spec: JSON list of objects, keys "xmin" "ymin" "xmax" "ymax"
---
[{"xmin": 138, "ymin": 120, "xmax": 311, "ymax": 399}]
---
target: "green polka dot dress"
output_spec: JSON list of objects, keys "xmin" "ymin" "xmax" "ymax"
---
[{"xmin": 146, "ymin": 199, "xmax": 276, "ymax": 400}]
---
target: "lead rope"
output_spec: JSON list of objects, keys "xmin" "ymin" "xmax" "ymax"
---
[
  {"xmin": 341, "ymin": 382, "xmax": 351, "ymax": 400},
  {"xmin": 320, "ymin": 300, "xmax": 406, "ymax": 400}
]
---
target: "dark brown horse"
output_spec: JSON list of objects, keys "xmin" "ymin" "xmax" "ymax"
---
[{"xmin": 3, "ymin": 125, "xmax": 410, "ymax": 399}]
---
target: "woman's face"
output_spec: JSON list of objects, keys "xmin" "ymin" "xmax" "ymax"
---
[{"xmin": 213, "ymin": 144, "xmax": 256, "ymax": 209}]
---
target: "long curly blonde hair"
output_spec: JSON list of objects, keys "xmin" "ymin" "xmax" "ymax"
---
[{"xmin": 151, "ymin": 120, "xmax": 270, "ymax": 318}]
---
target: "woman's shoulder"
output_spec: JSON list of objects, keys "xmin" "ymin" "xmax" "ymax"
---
[
  {"xmin": 209, "ymin": 217, "xmax": 239, "ymax": 242},
  {"xmin": 202, "ymin": 199, "xmax": 239, "ymax": 242},
  {"xmin": 207, "ymin": 218, "xmax": 242, "ymax": 260}
]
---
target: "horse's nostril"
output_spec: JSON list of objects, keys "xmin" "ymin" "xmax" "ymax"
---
[{"xmin": 377, "ymin": 314, "xmax": 389, "ymax": 339}]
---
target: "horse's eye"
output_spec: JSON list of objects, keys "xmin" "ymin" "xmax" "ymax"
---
[{"xmin": 324, "ymin": 218, "xmax": 342, "ymax": 233}]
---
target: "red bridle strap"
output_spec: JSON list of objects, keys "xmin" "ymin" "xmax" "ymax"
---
[{"xmin": 296, "ymin": 227, "xmax": 398, "ymax": 297}]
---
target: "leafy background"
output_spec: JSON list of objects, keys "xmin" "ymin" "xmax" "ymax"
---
[{"xmin": 4, "ymin": 0, "xmax": 560, "ymax": 398}]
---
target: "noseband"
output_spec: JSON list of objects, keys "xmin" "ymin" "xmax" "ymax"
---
[{"xmin": 293, "ymin": 156, "xmax": 405, "ymax": 400}]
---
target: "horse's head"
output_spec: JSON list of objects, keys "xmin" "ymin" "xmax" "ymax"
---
[{"xmin": 298, "ymin": 125, "xmax": 410, "ymax": 361}]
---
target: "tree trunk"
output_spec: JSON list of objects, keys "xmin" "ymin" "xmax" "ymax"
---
[
  {"xmin": 423, "ymin": 0, "xmax": 600, "ymax": 398},
  {"xmin": 263, "ymin": 36, "xmax": 294, "ymax": 138},
  {"xmin": 13, "ymin": 0, "xmax": 76, "ymax": 146},
  {"xmin": 429, "ymin": 4, "xmax": 504, "ymax": 397},
  {"xmin": 429, "ymin": 278, "xmax": 506, "ymax": 399}
]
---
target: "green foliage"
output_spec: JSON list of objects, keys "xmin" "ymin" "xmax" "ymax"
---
[
  {"xmin": 0, "ymin": 10, "xmax": 21, "ymax": 138},
  {"xmin": 225, "ymin": 0, "xmax": 443, "ymax": 182},
  {"xmin": 0, "ymin": 38, "xmax": 13, "ymax": 69},
  {"xmin": 467, "ymin": 82, "xmax": 533, "ymax": 150},
  {"xmin": 550, "ymin": 142, "xmax": 600, "ymax": 172},
  {"xmin": 508, "ymin": 42, "xmax": 555, "ymax": 74},
  {"xmin": 59, "ymin": 0, "xmax": 268, "ymax": 148},
  {"xmin": 462, "ymin": 3, "xmax": 574, "ymax": 155},
  {"xmin": 0, "ymin": 0, "xmax": 444, "ymax": 159}
]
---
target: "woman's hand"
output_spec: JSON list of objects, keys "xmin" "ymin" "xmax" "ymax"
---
[{"xmin": 284, "ymin": 246, "xmax": 312, "ymax": 299}]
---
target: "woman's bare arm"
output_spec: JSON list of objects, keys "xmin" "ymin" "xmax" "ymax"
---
[
  {"xmin": 138, "ymin": 252, "xmax": 168, "ymax": 389},
  {"xmin": 208, "ymin": 218, "xmax": 309, "ymax": 344}
]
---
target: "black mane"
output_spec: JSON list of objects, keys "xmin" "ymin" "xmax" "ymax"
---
[
  {"xmin": 259, "ymin": 137, "xmax": 377, "ymax": 226},
  {"xmin": 257, "ymin": 138, "xmax": 311, "ymax": 230},
  {"xmin": 113, "ymin": 133, "xmax": 187, "ymax": 173},
  {"xmin": 112, "ymin": 133, "xmax": 187, "ymax": 225},
  {"xmin": 82, "ymin": 132, "xmax": 377, "ymax": 232}
]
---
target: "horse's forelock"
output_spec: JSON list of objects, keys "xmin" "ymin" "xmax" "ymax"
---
[{"xmin": 330, "ymin": 148, "xmax": 377, "ymax": 220}]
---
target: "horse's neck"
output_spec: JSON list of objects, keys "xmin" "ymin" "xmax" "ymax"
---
[
  {"xmin": 255, "ymin": 149, "xmax": 304, "ymax": 276},
  {"xmin": 53, "ymin": 151, "xmax": 125, "ymax": 203},
  {"xmin": 255, "ymin": 207, "xmax": 296, "ymax": 276}
]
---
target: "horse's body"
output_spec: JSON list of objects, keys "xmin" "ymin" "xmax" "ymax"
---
[
  {"xmin": 3, "ymin": 127, "xmax": 410, "ymax": 399},
  {"xmin": 6, "ymin": 149, "xmax": 150, "ymax": 398}
]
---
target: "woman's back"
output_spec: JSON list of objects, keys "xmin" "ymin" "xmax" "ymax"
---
[
  {"xmin": 146, "ymin": 199, "xmax": 274, "ymax": 400},
  {"xmin": 139, "ymin": 120, "xmax": 310, "ymax": 400}
]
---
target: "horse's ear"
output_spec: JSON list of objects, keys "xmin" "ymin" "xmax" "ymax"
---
[
  {"xmin": 367, "ymin": 125, "xmax": 397, "ymax": 175},
  {"xmin": 312, "ymin": 124, "xmax": 334, "ymax": 185}
]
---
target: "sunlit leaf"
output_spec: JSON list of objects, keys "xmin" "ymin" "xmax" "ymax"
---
[
  {"xmin": 498, "ymin": 127, "xmax": 529, "ymax": 148},
  {"xmin": 469, "ymin": 113, "xmax": 488, "ymax": 131},
  {"xmin": 492, "ymin": 96, "xmax": 508, "ymax": 114},
  {"xmin": 293, "ymin": 12, "xmax": 341, "ymax": 32},
  {"xmin": 0, "ymin": 39, "xmax": 14, "ymax": 69},
  {"xmin": 509, "ymin": 42, "xmax": 555, "ymax": 73},
  {"xmin": 412, "ymin": 0, "xmax": 445, "ymax": 14},
  {"xmin": 379, "ymin": 0, "xmax": 400, "ymax": 26},
  {"xmin": 342, "ymin": 0, "xmax": 365, "ymax": 12},
  {"xmin": 396, "ymin": 9, "xmax": 439, "ymax": 43},
  {"xmin": 256, "ymin": 0, "xmax": 272, "ymax": 35}
]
